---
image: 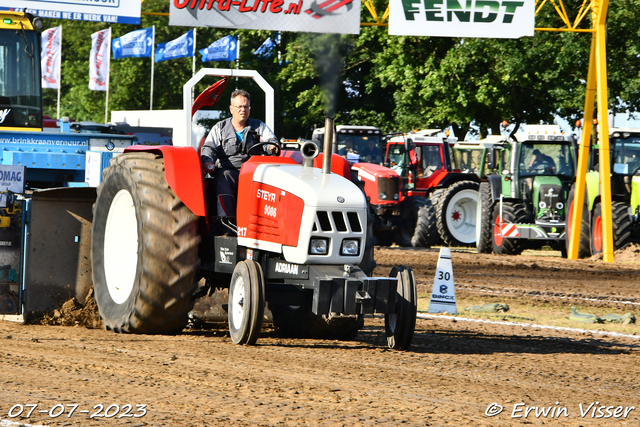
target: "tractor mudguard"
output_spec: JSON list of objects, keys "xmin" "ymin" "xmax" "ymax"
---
[
  {"xmin": 436, "ymin": 172, "xmax": 481, "ymax": 189},
  {"xmin": 487, "ymin": 175, "xmax": 503, "ymax": 202},
  {"xmin": 124, "ymin": 145, "xmax": 206, "ymax": 217}
]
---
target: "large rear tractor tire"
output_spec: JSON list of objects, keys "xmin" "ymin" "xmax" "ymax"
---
[
  {"xmin": 475, "ymin": 182, "xmax": 494, "ymax": 254},
  {"xmin": 228, "ymin": 260, "xmax": 265, "ymax": 345},
  {"xmin": 395, "ymin": 196, "xmax": 430, "ymax": 247},
  {"xmin": 590, "ymin": 202, "xmax": 632, "ymax": 255},
  {"xmin": 436, "ymin": 181, "xmax": 480, "ymax": 247},
  {"xmin": 428, "ymin": 189, "xmax": 446, "ymax": 245},
  {"xmin": 385, "ymin": 266, "xmax": 417, "ymax": 350},
  {"xmin": 565, "ymin": 186, "xmax": 591, "ymax": 258},
  {"xmin": 411, "ymin": 199, "xmax": 438, "ymax": 247},
  {"xmin": 91, "ymin": 152, "xmax": 200, "ymax": 334},
  {"xmin": 491, "ymin": 201, "xmax": 527, "ymax": 255}
]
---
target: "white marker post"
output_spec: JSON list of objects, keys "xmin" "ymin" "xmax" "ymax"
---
[{"xmin": 428, "ymin": 247, "xmax": 457, "ymax": 314}]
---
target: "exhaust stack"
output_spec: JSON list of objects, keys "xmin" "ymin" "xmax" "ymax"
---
[
  {"xmin": 322, "ymin": 117, "xmax": 334, "ymax": 175},
  {"xmin": 300, "ymin": 139, "xmax": 319, "ymax": 169}
]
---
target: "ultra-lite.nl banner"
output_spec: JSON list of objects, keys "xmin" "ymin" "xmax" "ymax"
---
[
  {"xmin": 169, "ymin": 0, "xmax": 361, "ymax": 34},
  {"xmin": 389, "ymin": 0, "xmax": 535, "ymax": 38}
]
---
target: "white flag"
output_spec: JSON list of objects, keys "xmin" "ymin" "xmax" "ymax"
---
[
  {"xmin": 41, "ymin": 26, "xmax": 62, "ymax": 89},
  {"xmin": 89, "ymin": 28, "xmax": 111, "ymax": 92}
]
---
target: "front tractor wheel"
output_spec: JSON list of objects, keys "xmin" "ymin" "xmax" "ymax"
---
[
  {"xmin": 565, "ymin": 186, "xmax": 591, "ymax": 258},
  {"xmin": 395, "ymin": 196, "xmax": 431, "ymax": 247},
  {"xmin": 436, "ymin": 181, "xmax": 479, "ymax": 247},
  {"xmin": 385, "ymin": 266, "xmax": 417, "ymax": 350},
  {"xmin": 475, "ymin": 182, "xmax": 494, "ymax": 254},
  {"xmin": 411, "ymin": 199, "xmax": 438, "ymax": 248},
  {"xmin": 590, "ymin": 202, "xmax": 632, "ymax": 255},
  {"xmin": 228, "ymin": 260, "xmax": 265, "ymax": 345},
  {"xmin": 91, "ymin": 152, "xmax": 200, "ymax": 334},
  {"xmin": 491, "ymin": 202, "xmax": 526, "ymax": 255}
]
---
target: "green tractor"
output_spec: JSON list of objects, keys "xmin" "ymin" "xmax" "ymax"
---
[
  {"xmin": 476, "ymin": 125, "xmax": 578, "ymax": 255},
  {"xmin": 567, "ymin": 127, "xmax": 640, "ymax": 257},
  {"xmin": 452, "ymin": 136, "xmax": 508, "ymax": 253}
]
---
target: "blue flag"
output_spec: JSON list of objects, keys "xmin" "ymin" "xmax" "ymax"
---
[
  {"xmin": 112, "ymin": 27, "xmax": 153, "ymax": 59},
  {"xmin": 253, "ymin": 37, "xmax": 275, "ymax": 59},
  {"xmin": 156, "ymin": 29, "xmax": 195, "ymax": 63},
  {"xmin": 200, "ymin": 35, "xmax": 238, "ymax": 62}
]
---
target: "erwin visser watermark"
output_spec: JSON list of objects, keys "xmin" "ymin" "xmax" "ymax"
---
[{"xmin": 485, "ymin": 402, "xmax": 636, "ymax": 419}]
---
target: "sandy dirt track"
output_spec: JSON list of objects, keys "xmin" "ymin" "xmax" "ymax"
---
[{"xmin": 1, "ymin": 247, "xmax": 639, "ymax": 426}]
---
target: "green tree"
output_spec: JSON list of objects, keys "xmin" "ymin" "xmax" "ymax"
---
[{"xmin": 39, "ymin": 0, "xmax": 640, "ymax": 141}]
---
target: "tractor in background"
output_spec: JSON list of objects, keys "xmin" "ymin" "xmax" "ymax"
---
[
  {"xmin": 567, "ymin": 127, "xmax": 640, "ymax": 257},
  {"xmin": 384, "ymin": 130, "xmax": 481, "ymax": 248},
  {"xmin": 312, "ymin": 125, "xmax": 436, "ymax": 248},
  {"xmin": 477, "ymin": 125, "xmax": 578, "ymax": 255},
  {"xmin": 90, "ymin": 72, "xmax": 418, "ymax": 350},
  {"xmin": 452, "ymin": 136, "xmax": 508, "ymax": 253}
]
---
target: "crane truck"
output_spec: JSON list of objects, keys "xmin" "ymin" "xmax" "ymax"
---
[{"xmin": 0, "ymin": 11, "xmax": 136, "ymax": 320}]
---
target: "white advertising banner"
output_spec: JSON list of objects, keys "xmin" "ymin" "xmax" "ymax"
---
[
  {"xmin": 389, "ymin": 0, "xmax": 535, "ymax": 38},
  {"xmin": 0, "ymin": 0, "xmax": 141, "ymax": 24},
  {"xmin": 170, "ymin": 0, "xmax": 361, "ymax": 34},
  {"xmin": 41, "ymin": 26, "xmax": 62, "ymax": 89},
  {"xmin": 89, "ymin": 28, "xmax": 111, "ymax": 92}
]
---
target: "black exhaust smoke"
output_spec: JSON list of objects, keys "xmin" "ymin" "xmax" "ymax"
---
[{"xmin": 312, "ymin": 33, "xmax": 346, "ymax": 175}]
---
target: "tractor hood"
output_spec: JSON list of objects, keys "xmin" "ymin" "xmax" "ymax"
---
[
  {"xmin": 532, "ymin": 176, "xmax": 566, "ymax": 224},
  {"xmin": 252, "ymin": 163, "xmax": 366, "ymax": 208},
  {"xmin": 351, "ymin": 162, "xmax": 400, "ymax": 181}
]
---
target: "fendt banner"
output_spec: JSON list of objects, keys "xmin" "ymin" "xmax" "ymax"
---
[
  {"xmin": 170, "ymin": 0, "xmax": 361, "ymax": 34},
  {"xmin": 0, "ymin": 0, "xmax": 141, "ymax": 24},
  {"xmin": 389, "ymin": 0, "xmax": 535, "ymax": 38}
]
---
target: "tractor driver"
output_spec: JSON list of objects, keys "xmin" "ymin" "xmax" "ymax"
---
[
  {"xmin": 201, "ymin": 89, "xmax": 279, "ymax": 218},
  {"xmin": 529, "ymin": 149, "xmax": 556, "ymax": 172},
  {"xmin": 360, "ymin": 138, "xmax": 381, "ymax": 164}
]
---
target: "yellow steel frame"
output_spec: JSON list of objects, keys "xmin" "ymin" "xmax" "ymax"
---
[
  {"xmin": 567, "ymin": 0, "xmax": 613, "ymax": 262},
  {"xmin": 357, "ymin": 0, "xmax": 615, "ymax": 262}
]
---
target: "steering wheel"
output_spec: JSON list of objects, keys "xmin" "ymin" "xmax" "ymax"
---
[{"xmin": 247, "ymin": 141, "xmax": 281, "ymax": 156}]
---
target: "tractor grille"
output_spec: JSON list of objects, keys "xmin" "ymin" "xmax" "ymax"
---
[
  {"xmin": 539, "ymin": 184, "xmax": 563, "ymax": 210},
  {"xmin": 315, "ymin": 211, "xmax": 362, "ymax": 232},
  {"xmin": 378, "ymin": 176, "xmax": 399, "ymax": 200}
]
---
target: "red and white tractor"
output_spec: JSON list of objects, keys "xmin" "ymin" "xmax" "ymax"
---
[
  {"xmin": 385, "ymin": 130, "xmax": 481, "ymax": 247},
  {"xmin": 90, "ymin": 69, "xmax": 417, "ymax": 349}
]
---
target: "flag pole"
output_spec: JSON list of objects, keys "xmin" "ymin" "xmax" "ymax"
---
[
  {"xmin": 235, "ymin": 34, "xmax": 240, "ymax": 87},
  {"xmin": 56, "ymin": 25, "xmax": 62, "ymax": 119},
  {"xmin": 105, "ymin": 28, "xmax": 111, "ymax": 124},
  {"xmin": 192, "ymin": 28, "xmax": 196, "ymax": 77},
  {"xmin": 150, "ymin": 25, "xmax": 155, "ymax": 110}
]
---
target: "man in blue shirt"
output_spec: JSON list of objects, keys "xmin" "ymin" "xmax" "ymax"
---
[{"xmin": 201, "ymin": 89, "xmax": 279, "ymax": 218}]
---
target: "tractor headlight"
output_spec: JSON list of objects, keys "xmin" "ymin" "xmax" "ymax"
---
[
  {"xmin": 380, "ymin": 192, "xmax": 388, "ymax": 200},
  {"xmin": 556, "ymin": 202, "xmax": 564, "ymax": 209},
  {"xmin": 394, "ymin": 193, "xmax": 399, "ymax": 200},
  {"xmin": 341, "ymin": 239, "xmax": 360, "ymax": 256},
  {"xmin": 539, "ymin": 201, "xmax": 547, "ymax": 209},
  {"xmin": 309, "ymin": 238, "xmax": 329, "ymax": 255}
]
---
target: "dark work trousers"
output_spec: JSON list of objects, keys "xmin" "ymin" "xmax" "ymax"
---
[{"xmin": 208, "ymin": 167, "xmax": 239, "ymax": 218}]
